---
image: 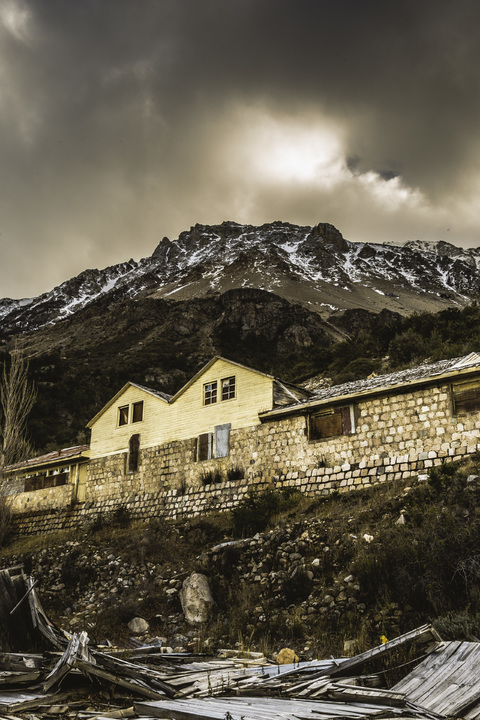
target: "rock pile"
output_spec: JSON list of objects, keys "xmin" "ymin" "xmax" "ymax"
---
[{"xmin": 2, "ymin": 509, "xmax": 404, "ymax": 655}]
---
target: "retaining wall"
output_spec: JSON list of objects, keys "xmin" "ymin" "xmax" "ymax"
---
[{"xmin": 7, "ymin": 378, "xmax": 480, "ymax": 537}]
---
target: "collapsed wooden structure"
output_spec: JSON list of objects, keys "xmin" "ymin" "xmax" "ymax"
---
[{"xmin": 0, "ymin": 567, "xmax": 479, "ymax": 719}]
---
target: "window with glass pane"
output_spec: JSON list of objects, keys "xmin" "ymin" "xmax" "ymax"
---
[
  {"xmin": 118, "ymin": 406, "xmax": 129, "ymax": 426},
  {"xmin": 221, "ymin": 376, "xmax": 235, "ymax": 401},
  {"xmin": 203, "ymin": 381, "xmax": 217, "ymax": 405},
  {"xmin": 132, "ymin": 401, "xmax": 144, "ymax": 422}
]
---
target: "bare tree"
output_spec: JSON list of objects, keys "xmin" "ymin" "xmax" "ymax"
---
[{"xmin": 0, "ymin": 346, "xmax": 36, "ymax": 473}]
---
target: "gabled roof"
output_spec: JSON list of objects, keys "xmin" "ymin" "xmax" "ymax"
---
[
  {"xmin": 260, "ymin": 352, "xmax": 480, "ymax": 419},
  {"xmin": 86, "ymin": 382, "xmax": 172, "ymax": 428},
  {"xmin": 4, "ymin": 445, "xmax": 90, "ymax": 473},
  {"xmin": 169, "ymin": 356, "xmax": 303, "ymax": 402},
  {"xmin": 130, "ymin": 382, "xmax": 172, "ymax": 402},
  {"xmin": 87, "ymin": 356, "xmax": 309, "ymax": 428}
]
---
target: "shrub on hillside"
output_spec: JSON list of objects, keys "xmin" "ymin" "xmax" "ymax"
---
[
  {"xmin": 231, "ymin": 488, "xmax": 303, "ymax": 537},
  {"xmin": 353, "ymin": 461, "xmax": 480, "ymax": 618},
  {"xmin": 434, "ymin": 611, "xmax": 480, "ymax": 640}
]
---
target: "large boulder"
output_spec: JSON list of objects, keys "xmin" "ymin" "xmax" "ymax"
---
[
  {"xmin": 128, "ymin": 616, "xmax": 149, "ymax": 635},
  {"xmin": 276, "ymin": 648, "xmax": 299, "ymax": 665},
  {"xmin": 180, "ymin": 573, "xmax": 214, "ymax": 625}
]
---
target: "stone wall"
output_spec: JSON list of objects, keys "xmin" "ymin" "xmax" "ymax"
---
[
  {"xmin": 257, "ymin": 380, "xmax": 475, "ymax": 492},
  {"xmin": 7, "ymin": 482, "xmax": 74, "ymax": 514},
  {"xmin": 8, "ymin": 478, "xmax": 267, "ymax": 538},
  {"xmin": 7, "ymin": 378, "xmax": 480, "ymax": 537}
]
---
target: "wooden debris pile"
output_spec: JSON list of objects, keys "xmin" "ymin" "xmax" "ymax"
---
[{"xmin": 1, "ymin": 567, "xmax": 480, "ymax": 719}]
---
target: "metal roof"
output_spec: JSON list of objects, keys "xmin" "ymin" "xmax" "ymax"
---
[
  {"xmin": 260, "ymin": 352, "xmax": 480, "ymax": 418},
  {"xmin": 4, "ymin": 445, "xmax": 90, "ymax": 472}
]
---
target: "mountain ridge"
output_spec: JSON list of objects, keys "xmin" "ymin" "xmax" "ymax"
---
[
  {"xmin": 2, "ymin": 220, "xmax": 480, "ymax": 452},
  {"xmin": 2, "ymin": 221, "xmax": 480, "ymax": 338}
]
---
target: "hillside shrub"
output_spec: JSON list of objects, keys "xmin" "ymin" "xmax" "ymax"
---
[
  {"xmin": 231, "ymin": 488, "xmax": 303, "ymax": 537},
  {"xmin": 227, "ymin": 466, "xmax": 244, "ymax": 482},
  {"xmin": 353, "ymin": 460, "xmax": 480, "ymax": 618},
  {"xmin": 434, "ymin": 611, "xmax": 480, "ymax": 640},
  {"xmin": 428, "ymin": 461, "xmax": 465, "ymax": 494}
]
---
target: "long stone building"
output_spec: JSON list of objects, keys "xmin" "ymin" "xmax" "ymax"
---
[{"xmin": 3, "ymin": 353, "xmax": 480, "ymax": 535}]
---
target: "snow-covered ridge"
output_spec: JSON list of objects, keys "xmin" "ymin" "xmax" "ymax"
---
[{"xmin": 1, "ymin": 221, "xmax": 480, "ymax": 335}]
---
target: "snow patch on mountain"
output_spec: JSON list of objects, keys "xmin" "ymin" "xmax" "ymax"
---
[{"xmin": 1, "ymin": 220, "xmax": 480, "ymax": 336}]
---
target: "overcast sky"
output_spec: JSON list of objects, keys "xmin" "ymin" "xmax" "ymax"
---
[{"xmin": 2, "ymin": 0, "xmax": 480, "ymax": 299}]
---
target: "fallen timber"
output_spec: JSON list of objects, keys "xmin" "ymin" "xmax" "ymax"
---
[{"xmin": 0, "ymin": 568, "xmax": 479, "ymax": 718}]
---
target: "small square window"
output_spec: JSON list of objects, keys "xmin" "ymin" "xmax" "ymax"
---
[
  {"xmin": 204, "ymin": 381, "xmax": 217, "ymax": 405},
  {"xmin": 221, "ymin": 376, "xmax": 236, "ymax": 401},
  {"xmin": 118, "ymin": 406, "xmax": 129, "ymax": 426},
  {"xmin": 132, "ymin": 401, "xmax": 144, "ymax": 423}
]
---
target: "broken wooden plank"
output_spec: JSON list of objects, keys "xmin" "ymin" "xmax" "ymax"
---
[
  {"xmin": 135, "ymin": 695, "xmax": 424, "ymax": 720},
  {"xmin": 27, "ymin": 578, "xmax": 70, "ymax": 650},
  {"xmin": 8, "ymin": 579, "xmax": 39, "ymax": 617},
  {"xmin": 88, "ymin": 651, "xmax": 178, "ymax": 698},
  {"xmin": 43, "ymin": 631, "xmax": 89, "ymax": 692},
  {"xmin": 0, "ymin": 691, "xmax": 71, "ymax": 712},
  {"xmin": 75, "ymin": 659, "xmax": 168, "ymax": 700},
  {"xmin": 0, "ymin": 653, "xmax": 43, "ymax": 671},
  {"xmin": 0, "ymin": 670, "xmax": 42, "ymax": 685},
  {"xmin": 317, "ymin": 624, "xmax": 441, "ymax": 680},
  {"xmin": 393, "ymin": 640, "xmax": 480, "ymax": 719},
  {"xmin": 0, "ymin": 571, "xmax": 39, "ymax": 651}
]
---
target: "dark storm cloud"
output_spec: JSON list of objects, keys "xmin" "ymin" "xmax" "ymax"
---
[{"xmin": 1, "ymin": 0, "xmax": 480, "ymax": 297}]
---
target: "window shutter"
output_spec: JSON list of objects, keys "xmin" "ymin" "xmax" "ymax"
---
[
  {"xmin": 198, "ymin": 432, "xmax": 213, "ymax": 461},
  {"xmin": 214, "ymin": 423, "xmax": 231, "ymax": 458},
  {"xmin": 311, "ymin": 410, "xmax": 343, "ymax": 439},
  {"xmin": 129, "ymin": 434, "xmax": 140, "ymax": 472},
  {"xmin": 453, "ymin": 385, "xmax": 480, "ymax": 414},
  {"xmin": 341, "ymin": 406, "xmax": 352, "ymax": 434}
]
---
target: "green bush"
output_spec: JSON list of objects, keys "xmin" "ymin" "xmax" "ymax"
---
[
  {"xmin": 231, "ymin": 488, "xmax": 303, "ymax": 537},
  {"xmin": 428, "ymin": 461, "xmax": 464, "ymax": 494},
  {"xmin": 227, "ymin": 466, "xmax": 244, "ymax": 482},
  {"xmin": 353, "ymin": 462, "xmax": 480, "ymax": 618},
  {"xmin": 434, "ymin": 611, "xmax": 480, "ymax": 640},
  {"xmin": 112, "ymin": 506, "xmax": 132, "ymax": 528}
]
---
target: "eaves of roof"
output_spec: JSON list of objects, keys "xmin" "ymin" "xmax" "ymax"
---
[
  {"xmin": 168, "ymin": 355, "xmax": 281, "ymax": 403},
  {"xmin": 4, "ymin": 444, "xmax": 90, "ymax": 473},
  {"xmin": 259, "ymin": 356, "xmax": 480, "ymax": 421},
  {"xmin": 86, "ymin": 381, "xmax": 171, "ymax": 428}
]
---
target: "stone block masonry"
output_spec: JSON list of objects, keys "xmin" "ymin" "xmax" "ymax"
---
[
  {"xmin": 8, "ymin": 479, "xmax": 263, "ymax": 538},
  {"xmin": 7, "ymin": 378, "xmax": 480, "ymax": 537}
]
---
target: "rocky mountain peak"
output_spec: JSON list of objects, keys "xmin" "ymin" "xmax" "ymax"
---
[{"xmin": 1, "ymin": 220, "xmax": 480, "ymax": 338}]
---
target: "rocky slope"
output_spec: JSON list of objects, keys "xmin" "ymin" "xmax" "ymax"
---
[
  {"xmin": 0, "ymin": 485, "xmax": 411, "ymax": 657},
  {"xmin": 3, "ymin": 456, "xmax": 480, "ymax": 658}
]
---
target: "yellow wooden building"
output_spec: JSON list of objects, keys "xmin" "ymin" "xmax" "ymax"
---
[{"xmin": 87, "ymin": 356, "xmax": 309, "ymax": 463}]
